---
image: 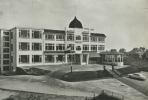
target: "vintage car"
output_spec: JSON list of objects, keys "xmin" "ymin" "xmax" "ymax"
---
[{"xmin": 128, "ymin": 73, "xmax": 147, "ymax": 80}]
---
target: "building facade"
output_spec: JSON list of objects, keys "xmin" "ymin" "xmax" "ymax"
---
[{"xmin": 0, "ymin": 16, "xmax": 106, "ymax": 74}]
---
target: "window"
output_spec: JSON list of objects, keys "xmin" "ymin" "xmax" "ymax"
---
[
  {"xmin": 45, "ymin": 43, "xmax": 54, "ymax": 51},
  {"xmin": 19, "ymin": 42, "xmax": 30, "ymax": 51},
  {"xmin": 76, "ymin": 46, "xmax": 81, "ymax": 51},
  {"xmin": 19, "ymin": 55, "xmax": 29, "ymax": 63},
  {"xmin": 98, "ymin": 45, "xmax": 105, "ymax": 51},
  {"xmin": 32, "ymin": 55, "xmax": 42, "ymax": 63},
  {"xmin": 3, "ymin": 42, "xmax": 9, "ymax": 47},
  {"xmin": 56, "ymin": 34, "xmax": 65, "ymax": 40},
  {"xmin": 3, "ymin": 48, "xmax": 9, "ymax": 53},
  {"xmin": 56, "ymin": 55, "xmax": 65, "ymax": 62},
  {"xmin": 11, "ymin": 56, "xmax": 13, "ymax": 63},
  {"xmin": 91, "ymin": 37, "xmax": 97, "ymax": 42},
  {"xmin": 67, "ymin": 34, "xmax": 74, "ymax": 41},
  {"xmin": 83, "ymin": 45, "xmax": 89, "ymax": 51},
  {"xmin": 98, "ymin": 37, "xmax": 105, "ymax": 42},
  {"xmin": 11, "ymin": 44, "xmax": 13, "ymax": 51},
  {"xmin": 32, "ymin": 43, "xmax": 42, "ymax": 51},
  {"xmin": 4, "ymin": 32, "xmax": 9, "ymax": 35},
  {"xmin": 67, "ymin": 55, "xmax": 75, "ymax": 63},
  {"xmin": 45, "ymin": 55, "xmax": 54, "ymax": 63},
  {"xmin": 3, "ymin": 66, "xmax": 9, "ymax": 71},
  {"xmin": 32, "ymin": 31, "xmax": 42, "ymax": 39},
  {"xmin": 83, "ymin": 35, "xmax": 89, "ymax": 42},
  {"xmin": 82, "ymin": 54, "xmax": 87, "ymax": 62},
  {"xmin": 56, "ymin": 44, "xmax": 65, "ymax": 51},
  {"xmin": 45, "ymin": 34, "xmax": 54, "ymax": 40},
  {"xmin": 3, "ymin": 36, "xmax": 9, "ymax": 41},
  {"xmin": 11, "ymin": 32, "xmax": 13, "ymax": 39},
  {"xmin": 3, "ymin": 60, "xmax": 9, "ymax": 64},
  {"xmin": 3, "ymin": 54, "xmax": 9, "ymax": 59},
  {"xmin": 19, "ymin": 30, "xmax": 29, "ymax": 38},
  {"xmin": 67, "ymin": 44, "xmax": 74, "ymax": 50},
  {"xmin": 76, "ymin": 35, "xmax": 81, "ymax": 40},
  {"xmin": 91, "ymin": 45, "xmax": 97, "ymax": 51}
]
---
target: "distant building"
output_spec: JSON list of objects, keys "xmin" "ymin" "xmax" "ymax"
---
[{"xmin": 0, "ymin": 16, "xmax": 106, "ymax": 74}]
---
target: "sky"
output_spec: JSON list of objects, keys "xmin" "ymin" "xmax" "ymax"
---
[{"xmin": 0, "ymin": 0, "xmax": 148, "ymax": 51}]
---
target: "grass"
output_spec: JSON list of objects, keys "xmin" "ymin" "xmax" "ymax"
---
[{"xmin": 61, "ymin": 70, "xmax": 111, "ymax": 82}]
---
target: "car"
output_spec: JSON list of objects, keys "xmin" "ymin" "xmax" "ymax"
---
[{"xmin": 128, "ymin": 73, "xmax": 147, "ymax": 80}]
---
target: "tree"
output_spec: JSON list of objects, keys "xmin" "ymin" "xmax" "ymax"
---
[{"xmin": 119, "ymin": 48, "xmax": 126, "ymax": 53}]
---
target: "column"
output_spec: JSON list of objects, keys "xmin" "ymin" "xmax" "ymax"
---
[
  {"xmin": 86, "ymin": 54, "xmax": 89, "ymax": 65},
  {"xmin": 65, "ymin": 54, "xmax": 67, "ymax": 63},
  {"xmin": 54, "ymin": 54, "xmax": 57, "ymax": 63},
  {"xmin": 80, "ymin": 54, "xmax": 83, "ymax": 65}
]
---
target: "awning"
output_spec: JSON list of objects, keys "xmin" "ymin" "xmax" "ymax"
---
[{"xmin": 89, "ymin": 52, "xmax": 101, "ymax": 58}]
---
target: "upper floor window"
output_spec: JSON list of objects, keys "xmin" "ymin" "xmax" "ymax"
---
[
  {"xmin": 45, "ymin": 34, "xmax": 54, "ymax": 40},
  {"xmin": 56, "ymin": 34, "xmax": 65, "ymax": 40},
  {"xmin": 67, "ymin": 44, "xmax": 74, "ymax": 50},
  {"xmin": 3, "ymin": 48, "xmax": 9, "ymax": 53},
  {"xmin": 56, "ymin": 44, "xmax": 65, "ymax": 51},
  {"xmin": 76, "ymin": 35, "xmax": 81, "ymax": 40},
  {"xmin": 19, "ymin": 42, "xmax": 29, "ymax": 51},
  {"xmin": 32, "ymin": 31, "xmax": 42, "ymax": 39},
  {"xmin": 19, "ymin": 55, "xmax": 29, "ymax": 63},
  {"xmin": 45, "ymin": 43, "xmax": 54, "ymax": 51},
  {"xmin": 83, "ymin": 45, "xmax": 89, "ymax": 51},
  {"xmin": 3, "ymin": 54, "xmax": 9, "ymax": 59},
  {"xmin": 98, "ymin": 37, "xmax": 105, "ymax": 42},
  {"xmin": 98, "ymin": 45, "xmax": 105, "ymax": 51},
  {"xmin": 83, "ymin": 35, "xmax": 89, "ymax": 42},
  {"xmin": 3, "ymin": 42, "xmax": 9, "ymax": 47},
  {"xmin": 32, "ymin": 43, "xmax": 42, "ymax": 51},
  {"xmin": 3, "ymin": 36, "xmax": 9, "ymax": 41},
  {"xmin": 3, "ymin": 60, "xmax": 9, "ymax": 65},
  {"xmin": 3, "ymin": 32, "xmax": 9, "ymax": 35},
  {"xmin": 67, "ymin": 34, "xmax": 74, "ymax": 41},
  {"xmin": 76, "ymin": 46, "xmax": 81, "ymax": 51},
  {"xmin": 91, "ymin": 45, "xmax": 97, "ymax": 51},
  {"xmin": 91, "ymin": 37, "xmax": 97, "ymax": 42},
  {"xmin": 19, "ymin": 30, "xmax": 29, "ymax": 38}
]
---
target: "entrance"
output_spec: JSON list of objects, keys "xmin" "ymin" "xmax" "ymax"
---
[{"xmin": 75, "ymin": 54, "xmax": 81, "ymax": 64}]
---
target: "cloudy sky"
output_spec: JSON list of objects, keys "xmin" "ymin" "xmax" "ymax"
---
[{"xmin": 0, "ymin": 0, "xmax": 148, "ymax": 51}]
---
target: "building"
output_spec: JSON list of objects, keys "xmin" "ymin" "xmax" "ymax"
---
[
  {"xmin": 0, "ymin": 16, "xmax": 106, "ymax": 74},
  {"xmin": 99, "ymin": 49, "xmax": 124, "ymax": 66}
]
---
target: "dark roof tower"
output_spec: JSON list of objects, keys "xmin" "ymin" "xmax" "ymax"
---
[{"xmin": 69, "ymin": 16, "xmax": 83, "ymax": 28}]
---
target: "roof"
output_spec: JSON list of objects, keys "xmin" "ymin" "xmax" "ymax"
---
[
  {"xmin": 44, "ymin": 29, "xmax": 65, "ymax": 33},
  {"xmin": 91, "ymin": 33, "xmax": 106, "ymax": 37},
  {"xmin": 69, "ymin": 16, "xmax": 83, "ymax": 28},
  {"xmin": 99, "ymin": 51, "xmax": 123, "ymax": 55},
  {"xmin": 89, "ymin": 52, "xmax": 101, "ymax": 57}
]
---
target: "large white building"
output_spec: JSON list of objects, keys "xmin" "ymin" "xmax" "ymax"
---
[{"xmin": 0, "ymin": 16, "xmax": 106, "ymax": 74}]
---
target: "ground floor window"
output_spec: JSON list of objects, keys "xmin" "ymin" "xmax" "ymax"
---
[
  {"xmin": 3, "ymin": 66, "xmax": 9, "ymax": 71},
  {"xmin": 56, "ymin": 55, "xmax": 65, "ymax": 63},
  {"xmin": 67, "ymin": 54, "xmax": 75, "ymax": 62},
  {"xmin": 32, "ymin": 55, "xmax": 42, "ymax": 63},
  {"xmin": 19, "ymin": 55, "xmax": 29, "ymax": 63},
  {"xmin": 82, "ymin": 54, "xmax": 87, "ymax": 62},
  {"xmin": 45, "ymin": 55, "xmax": 54, "ymax": 63}
]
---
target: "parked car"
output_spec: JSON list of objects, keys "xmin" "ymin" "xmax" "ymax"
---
[{"xmin": 128, "ymin": 73, "xmax": 147, "ymax": 80}]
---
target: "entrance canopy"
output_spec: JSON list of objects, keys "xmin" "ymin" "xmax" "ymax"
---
[{"xmin": 89, "ymin": 52, "xmax": 100, "ymax": 58}]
